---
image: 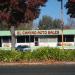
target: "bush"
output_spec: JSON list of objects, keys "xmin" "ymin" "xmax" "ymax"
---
[
  {"xmin": 32, "ymin": 47, "xmax": 49, "ymax": 61},
  {"xmin": 31, "ymin": 47, "xmax": 75, "ymax": 61},
  {"xmin": 0, "ymin": 48, "xmax": 75, "ymax": 62},
  {"xmin": 20, "ymin": 51, "xmax": 33, "ymax": 62},
  {"xmin": 63, "ymin": 50, "xmax": 75, "ymax": 61},
  {"xmin": 0, "ymin": 50, "xmax": 21, "ymax": 62}
]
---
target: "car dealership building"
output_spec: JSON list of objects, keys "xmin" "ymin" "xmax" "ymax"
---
[{"xmin": 0, "ymin": 29, "xmax": 75, "ymax": 50}]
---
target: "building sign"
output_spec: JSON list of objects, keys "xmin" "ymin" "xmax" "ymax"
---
[{"xmin": 15, "ymin": 30, "xmax": 60, "ymax": 35}]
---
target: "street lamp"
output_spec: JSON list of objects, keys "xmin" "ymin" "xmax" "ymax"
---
[{"xmin": 58, "ymin": 0, "xmax": 64, "ymax": 49}]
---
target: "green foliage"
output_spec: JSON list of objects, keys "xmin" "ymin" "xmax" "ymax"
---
[
  {"xmin": 32, "ymin": 47, "xmax": 49, "ymax": 61},
  {"xmin": 0, "ymin": 50, "xmax": 21, "ymax": 62},
  {"xmin": 16, "ymin": 22, "xmax": 33, "ymax": 30},
  {"xmin": 65, "ymin": 0, "xmax": 75, "ymax": 18},
  {"xmin": 63, "ymin": 50, "xmax": 75, "ymax": 61},
  {"xmin": 20, "ymin": 51, "xmax": 33, "ymax": 62},
  {"xmin": 38, "ymin": 15, "xmax": 62, "ymax": 30},
  {"xmin": 0, "ymin": 48, "xmax": 75, "ymax": 62}
]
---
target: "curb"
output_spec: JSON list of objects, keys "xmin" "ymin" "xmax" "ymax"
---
[
  {"xmin": 63, "ymin": 62, "xmax": 75, "ymax": 64},
  {"xmin": 0, "ymin": 62, "xmax": 75, "ymax": 66},
  {"xmin": 0, "ymin": 62, "xmax": 44, "ymax": 66}
]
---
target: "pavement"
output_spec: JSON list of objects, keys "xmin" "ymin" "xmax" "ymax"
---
[{"xmin": 1, "ymin": 64, "xmax": 75, "ymax": 75}]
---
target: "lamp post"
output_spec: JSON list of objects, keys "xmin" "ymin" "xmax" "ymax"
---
[{"xmin": 58, "ymin": 0, "xmax": 64, "ymax": 49}]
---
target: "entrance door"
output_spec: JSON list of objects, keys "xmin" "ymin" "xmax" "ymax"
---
[{"xmin": 35, "ymin": 37, "xmax": 39, "ymax": 46}]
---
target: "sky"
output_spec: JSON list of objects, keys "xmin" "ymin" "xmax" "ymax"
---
[{"xmin": 34, "ymin": 0, "xmax": 69, "ymax": 27}]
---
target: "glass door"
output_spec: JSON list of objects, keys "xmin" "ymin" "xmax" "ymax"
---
[{"xmin": 35, "ymin": 37, "xmax": 39, "ymax": 46}]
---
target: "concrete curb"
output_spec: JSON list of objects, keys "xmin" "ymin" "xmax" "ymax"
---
[
  {"xmin": 0, "ymin": 62, "xmax": 75, "ymax": 66},
  {"xmin": 0, "ymin": 62, "xmax": 45, "ymax": 66},
  {"xmin": 63, "ymin": 62, "xmax": 75, "ymax": 64}
]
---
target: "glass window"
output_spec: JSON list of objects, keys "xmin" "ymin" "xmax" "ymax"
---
[
  {"xmin": 58, "ymin": 35, "xmax": 74, "ymax": 42},
  {"xmin": 30, "ymin": 36, "xmax": 34, "ymax": 42},
  {"xmin": 58, "ymin": 35, "xmax": 62, "ymax": 42},
  {"xmin": 17, "ymin": 36, "xmax": 34, "ymax": 43},
  {"xmin": 17, "ymin": 36, "xmax": 25, "ymax": 43},
  {"xmin": 26, "ymin": 36, "xmax": 29, "ymax": 42},
  {"xmin": 65, "ymin": 35, "xmax": 74, "ymax": 42},
  {"xmin": 2, "ymin": 36, "xmax": 11, "ymax": 43},
  {"xmin": 40, "ymin": 38, "xmax": 48, "ymax": 42}
]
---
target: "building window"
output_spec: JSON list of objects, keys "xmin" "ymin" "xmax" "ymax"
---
[
  {"xmin": 26, "ymin": 36, "xmax": 29, "ymax": 42},
  {"xmin": 40, "ymin": 38, "xmax": 48, "ymax": 42},
  {"xmin": 58, "ymin": 35, "xmax": 74, "ymax": 42},
  {"xmin": 65, "ymin": 35, "xmax": 74, "ymax": 42},
  {"xmin": 2, "ymin": 36, "xmax": 11, "ymax": 43},
  {"xmin": 58, "ymin": 35, "xmax": 62, "ymax": 42},
  {"xmin": 30, "ymin": 36, "xmax": 34, "ymax": 42},
  {"xmin": 17, "ymin": 36, "xmax": 25, "ymax": 43},
  {"xmin": 17, "ymin": 36, "xmax": 34, "ymax": 43}
]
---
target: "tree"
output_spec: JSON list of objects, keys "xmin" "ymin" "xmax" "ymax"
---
[
  {"xmin": 16, "ymin": 21, "xmax": 33, "ymax": 30},
  {"xmin": 0, "ymin": 21, "xmax": 33, "ymax": 30},
  {"xmin": 65, "ymin": 0, "xmax": 75, "ymax": 18},
  {"xmin": 66, "ymin": 17, "xmax": 75, "ymax": 29},
  {"xmin": 0, "ymin": 21, "xmax": 9, "ymax": 30},
  {"xmin": 0, "ymin": 0, "xmax": 47, "ymax": 49},
  {"xmin": 53, "ymin": 19, "xmax": 62, "ymax": 29},
  {"xmin": 38, "ymin": 16, "xmax": 53, "ymax": 29},
  {"xmin": 38, "ymin": 15, "xmax": 61, "ymax": 30},
  {"xmin": 65, "ymin": 0, "xmax": 75, "ymax": 29}
]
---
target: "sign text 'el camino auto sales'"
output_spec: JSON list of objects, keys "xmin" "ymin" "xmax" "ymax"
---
[{"xmin": 16, "ymin": 30, "xmax": 60, "ymax": 35}]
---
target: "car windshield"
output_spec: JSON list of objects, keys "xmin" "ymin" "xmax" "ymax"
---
[
  {"xmin": 23, "ymin": 46, "xmax": 30, "ymax": 48},
  {"xmin": 17, "ymin": 45, "xmax": 30, "ymax": 48},
  {"xmin": 17, "ymin": 46, "xmax": 21, "ymax": 48}
]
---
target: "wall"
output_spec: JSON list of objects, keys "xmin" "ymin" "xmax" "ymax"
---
[{"xmin": 39, "ymin": 35, "xmax": 58, "ymax": 47}]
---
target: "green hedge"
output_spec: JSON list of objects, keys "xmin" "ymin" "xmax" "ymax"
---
[
  {"xmin": 0, "ymin": 50, "xmax": 21, "ymax": 62},
  {"xmin": 0, "ymin": 47, "xmax": 75, "ymax": 62}
]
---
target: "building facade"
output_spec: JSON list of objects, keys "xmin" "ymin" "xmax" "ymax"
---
[{"xmin": 0, "ymin": 29, "xmax": 75, "ymax": 50}]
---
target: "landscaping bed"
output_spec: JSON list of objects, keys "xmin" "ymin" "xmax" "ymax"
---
[{"xmin": 0, "ymin": 47, "xmax": 75, "ymax": 64}]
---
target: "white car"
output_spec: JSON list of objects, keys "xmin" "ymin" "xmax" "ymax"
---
[{"xmin": 15, "ymin": 45, "xmax": 31, "ymax": 52}]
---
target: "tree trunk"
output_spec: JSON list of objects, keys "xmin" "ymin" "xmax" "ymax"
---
[{"xmin": 10, "ymin": 26, "xmax": 16, "ymax": 50}]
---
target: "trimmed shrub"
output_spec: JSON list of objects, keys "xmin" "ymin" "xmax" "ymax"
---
[
  {"xmin": 20, "ymin": 51, "xmax": 33, "ymax": 62},
  {"xmin": 0, "ymin": 48, "xmax": 75, "ymax": 62},
  {"xmin": 32, "ymin": 47, "xmax": 49, "ymax": 61},
  {"xmin": 0, "ymin": 50, "xmax": 21, "ymax": 62}
]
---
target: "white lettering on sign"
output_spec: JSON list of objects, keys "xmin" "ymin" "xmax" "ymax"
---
[{"xmin": 16, "ymin": 30, "xmax": 59, "ymax": 35}]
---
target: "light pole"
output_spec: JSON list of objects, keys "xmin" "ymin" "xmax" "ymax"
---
[{"xmin": 58, "ymin": 0, "xmax": 64, "ymax": 49}]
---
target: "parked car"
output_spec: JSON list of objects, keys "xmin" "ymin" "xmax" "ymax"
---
[{"xmin": 15, "ymin": 45, "xmax": 31, "ymax": 52}]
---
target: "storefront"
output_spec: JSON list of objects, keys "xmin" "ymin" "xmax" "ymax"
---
[
  {"xmin": 15, "ymin": 30, "xmax": 60, "ymax": 47},
  {"xmin": 0, "ymin": 29, "xmax": 75, "ymax": 49}
]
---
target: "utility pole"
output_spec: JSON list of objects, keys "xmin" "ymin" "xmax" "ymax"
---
[{"xmin": 58, "ymin": 0, "xmax": 64, "ymax": 49}]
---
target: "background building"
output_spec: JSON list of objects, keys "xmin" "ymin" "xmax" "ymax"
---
[{"xmin": 0, "ymin": 29, "xmax": 75, "ymax": 50}]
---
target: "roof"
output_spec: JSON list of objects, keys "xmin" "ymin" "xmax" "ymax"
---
[{"xmin": 0, "ymin": 31, "xmax": 11, "ymax": 36}]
